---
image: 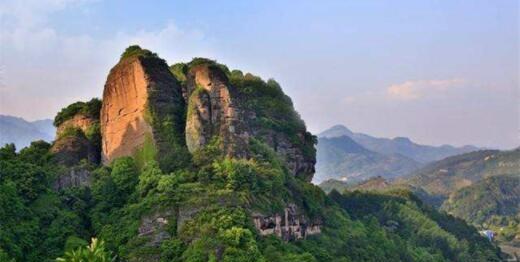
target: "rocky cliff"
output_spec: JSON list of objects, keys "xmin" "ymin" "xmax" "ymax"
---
[
  {"xmin": 184, "ymin": 62, "xmax": 250, "ymax": 158},
  {"xmin": 181, "ymin": 59, "xmax": 316, "ymax": 181},
  {"xmin": 100, "ymin": 50, "xmax": 316, "ymax": 181},
  {"xmin": 100, "ymin": 46, "xmax": 188, "ymax": 171},
  {"xmin": 51, "ymin": 99, "xmax": 101, "ymax": 166}
]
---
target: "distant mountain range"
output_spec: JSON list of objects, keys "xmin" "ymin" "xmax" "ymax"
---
[
  {"xmin": 0, "ymin": 115, "xmax": 55, "ymax": 150},
  {"xmin": 315, "ymin": 135, "xmax": 421, "ymax": 183},
  {"xmin": 314, "ymin": 124, "xmax": 478, "ymax": 183},
  {"xmin": 320, "ymin": 125, "xmax": 479, "ymax": 163}
]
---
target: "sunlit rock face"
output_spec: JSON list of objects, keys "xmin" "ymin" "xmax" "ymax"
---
[
  {"xmin": 101, "ymin": 56, "xmax": 154, "ymax": 164},
  {"xmin": 100, "ymin": 55, "xmax": 186, "ymax": 168}
]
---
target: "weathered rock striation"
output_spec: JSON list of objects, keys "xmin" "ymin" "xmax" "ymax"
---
[
  {"xmin": 100, "ymin": 49, "xmax": 187, "ymax": 171},
  {"xmin": 183, "ymin": 61, "xmax": 316, "ymax": 181},
  {"xmin": 101, "ymin": 52, "xmax": 316, "ymax": 181},
  {"xmin": 252, "ymin": 204, "xmax": 321, "ymax": 241},
  {"xmin": 185, "ymin": 63, "xmax": 250, "ymax": 158},
  {"xmin": 51, "ymin": 105, "xmax": 101, "ymax": 189}
]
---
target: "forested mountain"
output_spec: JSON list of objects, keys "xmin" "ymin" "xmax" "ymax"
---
[
  {"xmin": 402, "ymin": 149, "xmax": 520, "ymax": 196},
  {"xmin": 0, "ymin": 115, "xmax": 55, "ymax": 149},
  {"xmin": 402, "ymin": 149, "xmax": 520, "ymax": 257},
  {"xmin": 0, "ymin": 46, "xmax": 503, "ymax": 261}
]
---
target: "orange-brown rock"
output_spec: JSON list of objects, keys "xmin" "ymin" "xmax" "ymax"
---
[
  {"xmin": 56, "ymin": 114, "xmax": 96, "ymax": 137},
  {"xmin": 101, "ymin": 52, "xmax": 187, "ymax": 170},
  {"xmin": 52, "ymin": 109, "xmax": 100, "ymax": 166}
]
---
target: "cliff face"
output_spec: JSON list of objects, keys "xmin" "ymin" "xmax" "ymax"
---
[
  {"xmin": 184, "ymin": 62, "xmax": 316, "ymax": 181},
  {"xmin": 51, "ymin": 104, "xmax": 101, "ymax": 189},
  {"xmin": 56, "ymin": 114, "xmax": 96, "ymax": 136},
  {"xmin": 252, "ymin": 204, "xmax": 321, "ymax": 241},
  {"xmin": 100, "ymin": 54, "xmax": 187, "ymax": 171},
  {"xmin": 101, "ymin": 54, "xmax": 316, "ymax": 181},
  {"xmin": 51, "ymin": 112, "xmax": 100, "ymax": 166},
  {"xmin": 185, "ymin": 64, "xmax": 249, "ymax": 158}
]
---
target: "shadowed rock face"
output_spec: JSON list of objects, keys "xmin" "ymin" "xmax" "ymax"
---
[
  {"xmin": 51, "ymin": 135, "xmax": 96, "ymax": 166},
  {"xmin": 101, "ymin": 55, "xmax": 186, "ymax": 169},
  {"xmin": 184, "ymin": 63, "xmax": 316, "ymax": 181},
  {"xmin": 51, "ymin": 112, "xmax": 100, "ymax": 166},
  {"xmin": 185, "ymin": 64, "xmax": 249, "ymax": 158}
]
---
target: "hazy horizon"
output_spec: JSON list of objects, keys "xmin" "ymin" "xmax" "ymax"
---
[{"xmin": 1, "ymin": 0, "xmax": 518, "ymax": 149}]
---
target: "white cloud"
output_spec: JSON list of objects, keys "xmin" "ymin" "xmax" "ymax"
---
[
  {"xmin": 387, "ymin": 78, "xmax": 465, "ymax": 100},
  {"xmin": 0, "ymin": 1, "xmax": 213, "ymax": 120}
]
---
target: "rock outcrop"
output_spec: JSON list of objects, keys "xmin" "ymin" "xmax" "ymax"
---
[
  {"xmin": 53, "ymin": 167, "xmax": 92, "ymax": 190},
  {"xmin": 56, "ymin": 114, "xmax": 97, "ymax": 136},
  {"xmin": 100, "ymin": 49, "xmax": 187, "ymax": 171},
  {"xmin": 183, "ymin": 61, "xmax": 316, "ymax": 181},
  {"xmin": 252, "ymin": 204, "xmax": 321, "ymax": 241},
  {"xmin": 185, "ymin": 63, "xmax": 249, "ymax": 157},
  {"xmin": 51, "ymin": 111, "xmax": 100, "ymax": 166},
  {"xmin": 51, "ymin": 135, "xmax": 97, "ymax": 166}
]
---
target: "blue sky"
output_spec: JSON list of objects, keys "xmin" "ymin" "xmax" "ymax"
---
[{"xmin": 0, "ymin": 0, "xmax": 518, "ymax": 148}]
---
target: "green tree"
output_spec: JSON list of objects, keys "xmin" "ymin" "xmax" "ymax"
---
[{"xmin": 56, "ymin": 238, "xmax": 115, "ymax": 262}]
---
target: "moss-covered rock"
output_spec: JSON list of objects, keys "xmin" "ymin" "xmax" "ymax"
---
[{"xmin": 100, "ymin": 45, "xmax": 189, "ymax": 172}]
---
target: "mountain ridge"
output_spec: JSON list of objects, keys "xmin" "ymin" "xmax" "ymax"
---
[
  {"xmin": 0, "ymin": 114, "xmax": 55, "ymax": 149},
  {"xmin": 319, "ymin": 124, "xmax": 479, "ymax": 163}
]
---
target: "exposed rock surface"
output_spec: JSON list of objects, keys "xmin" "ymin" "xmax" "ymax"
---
[
  {"xmin": 184, "ymin": 63, "xmax": 315, "ymax": 181},
  {"xmin": 51, "ymin": 108, "xmax": 100, "ymax": 166},
  {"xmin": 252, "ymin": 204, "xmax": 321, "ymax": 241},
  {"xmin": 53, "ymin": 167, "xmax": 92, "ymax": 190},
  {"xmin": 51, "ymin": 134, "xmax": 97, "ymax": 166},
  {"xmin": 254, "ymin": 129, "xmax": 315, "ymax": 181},
  {"xmin": 185, "ymin": 64, "xmax": 249, "ymax": 157},
  {"xmin": 56, "ymin": 114, "xmax": 96, "ymax": 136},
  {"xmin": 100, "ymin": 54, "xmax": 186, "ymax": 169}
]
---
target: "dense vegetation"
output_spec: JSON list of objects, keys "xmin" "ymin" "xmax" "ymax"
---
[
  {"xmin": 120, "ymin": 45, "xmax": 163, "ymax": 62},
  {"xmin": 0, "ymin": 140, "xmax": 503, "ymax": 261},
  {"xmin": 53, "ymin": 98, "xmax": 102, "ymax": 127},
  {"xmin": 329, "ymin": 189, "xmax": 501, "ymax": 261},
  {"xmin": 0, "ymin": 142, "xmax": 92, "ymax": 261},
  {"xmin": 441, "ymin": 174, "xmax": 520, "ymax": 243},
  {"xmin": 404, "ymin": 149, "xmax": 520, "ymax": 196},
  {"xmin": 400, "ymin": 149, "xmax": 520, "ymax": 248}
]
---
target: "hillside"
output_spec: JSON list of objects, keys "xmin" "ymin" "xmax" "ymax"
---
[
  {"xmin": 0, "ymin": 115, "xmax": 55, "ymax": 149},
  {"xmin": 315, "ymin": 136, "xmax": 421, "ymax": 183},
  {"xmin": 0, "ymin": 46, "xmax": 503, "ymax": 262},
  {"xmin": 319, "ymin": 125, "xmax": 478, "ymax": 164},
  {"xmin": 441, "ymin": 174, "xmax": 519, "ymax": 224},
  {"xmin": 402, "ymin": 149, "xmax": 520, "ymax": 196}
]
